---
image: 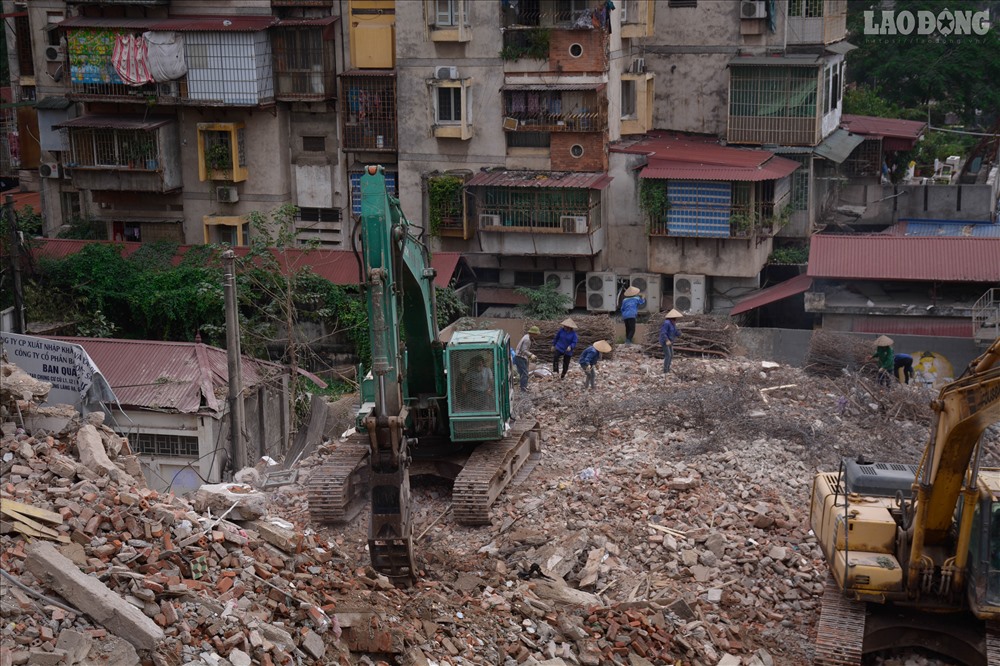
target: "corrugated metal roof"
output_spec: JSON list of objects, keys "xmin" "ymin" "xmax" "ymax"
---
[
  {"xmin": 814, "ymin": 128, "xmax": 865, "ymax": 164},
  {"xmin": 730, "ymin": 274, "xmax": 812, "ymax": 315},
  {"xmin": 466, "ymin": 170, "xmax": 613, "ymax": 190},
  {"xmin": 729, "ymin": 54, "xmax": 822, "ymax": 67},
  {"xmin": 500, "ymin": 83, "xmax": 605, "ymax": 92},
  {"xmin": 825, "ymin": 41, "xmax": 857, "ymax": 55},
  {"xmin": 30, "ymin": 239, "xmax": 463, "ymax": 288},
  {"xmin": 340, "ymin": 69, "xmax": 396, "ymax": 77},
  {"xmin": 44, "ymin": 337, "xmax": 288, "ymax": 414},
  {"xmin": 639, "ymin": 155, "xmax": 799, "ymax": 182},
  {"xmin": 886, "ymin": 221, "xmax": 1000, "ymax": 238},
  {"xmin": 54, "ymin": 115, "xmax": 174, "ymax": 130},
  {"xmin": 275, "ymin": 16, "xmax": 340, "ymax": 27},
  {"xmin": 614, "ymin": 131, "xmax": 777, "ymax": 168},
  {"xmin": 10, "ymin": 191, "xmax": 42, "ymax": 214},
  {"xmin": 60, "ymin": 15, "xmax": 278, "ymax": 31},
  {"xmin": 847, "ymin": 316, "xmax": 973, "ymax": 338},
  {"xmin": 840, "ymin": 115, "xmax": 927, "ymax": 141},
  {"xmin": 807, "ymin": 235, "xmax": 1000, "ymax": 282}
]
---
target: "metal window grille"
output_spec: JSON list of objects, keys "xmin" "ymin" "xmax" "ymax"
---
[
  {"xmin": 135, "ymin": 432, "xmax": 199, "ymax": 457},
  {"xmin": 788, "ymin": 156, "xmax": 810, "ymax": 210},
  {"xmin": 0, "ymin": 93, "xmax": 20, "ymax": 176},
  {"xmin": 302, "ymin": 135, "xmax": 326, "ymax": 152},
  {"xmin": 69, "ymin": 129, "xmax": 159, "ymax": 168},
  {"xmin": 350, "ymin": 171, "xmax": 397, "ymax": 216},
  {"xmin": 474, "ymin": 187, "xmax": 597, "ymax": 232},
  {"xmin": 503, "ymin": 90, "xmax": 607, "ymax": 132},
  {"xmin": 506, "ymin": 132, "xmax": 551, "ymax": 148},
  {"xmin": 236, "ymin": 127, "xmax": 247, "ymax": 167},
  {"xmin": 436, "ymin": 0, "xmax": 457, "ymax": 26},
  {"xmin": 621, "ymin": 80, "xmax": 636, "ymax": 118},
  {"xmin": 729, "ymin": 66, "xmax": 819, "ymax": 145},
  {"xmin": 273, "ymin": 27, "xmax": 334, "ymax": 100},
  {"xmin": 429, "ymin": 175, "xmax": 464, "ymax": 232},
  {"xmin": 185, "ymin": 31, "xmax": 274, "ymax": 105},
  {"xmin": 67, "ymin": 29, "xmax": 157, "ymax": 99},
  {"xmin": 648, "ymin": 180, "xmax": 731, "ymax": 238},
  {"xmin": 295, "ymin": 207, "xmax": 343, "ymax": 248},
  {"xmin": 437, "ymin": 86, "xmax": 462, "ymax": 123},
  {"xmin": 341, "ymin": 74, "xmax": 396, "ymax": 151},
  {"xmin": 667, "ymin": 0, "xmax": 697, "ymax": 7},
  {"xmin": 450, "ymin": 349, "xmax": 497, "ymax": 414},
  {"xmin": 844, "ymin": 138, "xmax": 882, "ymax": 178},
  {"xmin": 14, "ymin": 15, "xmax": 35, "ymax": 76}
]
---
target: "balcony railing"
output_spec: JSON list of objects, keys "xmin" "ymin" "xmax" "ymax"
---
[
  {"xmin": 650, "ymin": 197, "xmax": 789, "ymax": 239},
  {"xmin": 341, "ymin": 73, "xmax": 397, "ymax": 152},
  {"xmin": 503, "ymin": 91, "xmax": 608, "ymax": 132}
]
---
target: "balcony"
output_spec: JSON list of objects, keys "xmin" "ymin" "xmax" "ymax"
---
[
  {"xmin": 728, "ymin": 61, "xmax": 823, "ymax": 146},
  {"xmin": 502, "ymin": 86, "xmax": 608, "ymax": 133},
  {"xmin": 55, "ymin": 115, "xmax": 181, "ymax": 193},
  {"xmin": 66, "ymin": 0, "xmax": 169, "ymax": 4},
  {"xmin": 273, "ymin": 22, "xmax": 338, "ymax": 101},
  {"xmin": 786, "ymin": 0, "xmax": 848, "ymax": 45},
  {"xmin": 648, "ymin": 183, "xmax": 790, "ymax": 240},
  {"xmin": 500, "ymin": 25, "xmax": 608, "ymax": 73},
  {"xmin": 340, "ymin": 71, "xmax": 397, "ymax": 152}
]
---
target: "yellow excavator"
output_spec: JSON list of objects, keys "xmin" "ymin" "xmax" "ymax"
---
[{"xmin": 810, "ymin": 337, "xmax": 1000, "ymax": 665}]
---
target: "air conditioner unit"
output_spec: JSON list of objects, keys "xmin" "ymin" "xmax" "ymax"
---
[
  {"xmin": 38, "ymin": 162, "xmax": 61, "ymax": 179},
  {"xmin": 45, "ymin": 46, "xmax": 64, "ymax": 63},
  {"xmin": 673, "ymin": 273, "xmax": 707, "ymax": 315},
  {"xmin": 629, "ymin": 273, "xmax": 662, "ymax": 313},
  {"xmin": 479, "ymin": 213, "xmax": 501, "ymax": 227},
  {"xmin": 740, "ymin": 0, "xmax": 767, "ymax": 19},
  {"xmin": 544, "ymin": 271, "xmax": 575, "ymax": 308},
  {"xmin": 585, "ymin": 272, "xmax": 617, "ymax": 313},
  {"xmin": 157, "ymin": 81, "xmax": 179, "ymax": 99},
  {"xmin": 560, "ymin": 215, "xmax": 587, "ymax": 234},
  {"xmin": 631, "ymin": 58, "xmax": 646, "ymax": 74},
  {"xmin": 502, "ymin": 117, "xmax": 519, "ymax": 131},
  {"xmin": 216, "ymin": 186, "xmax": 239, "ymax": 203},
  {"xmin": 435, "ymin": 65, "xmax": 459, "ymax": 80}
]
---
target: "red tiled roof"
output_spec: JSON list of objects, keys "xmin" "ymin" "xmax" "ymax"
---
[
  {"xmin": 30, "ymin": 239, "xmax": 463, "ymax": 289},
  {"xmin": 8, "ymin": 191, "xmax": 42, "ymax": 214},
  {"xmin": 44, "ymin": 337, "xmax": 315, "ymax": 414},
  {"xmin": 466, "ymin": 170, "xmax": 613, "ymax": 190},
  {"xmin": 840, "ymin": 114, "xmax": 926, "ymax": 151},
  {"xmin": 730, "ymin": 274, "xmax": 812, "ymax": 315},
  {"xmin": 807, "ymin": 235, "xmax": 1000, "ymax": 282},
  {"xmin": 614, "ymin": 131, "xmax": 799, "ymax": 182}
]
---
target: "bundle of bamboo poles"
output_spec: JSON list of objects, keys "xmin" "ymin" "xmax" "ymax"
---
[
  {"xmin": 804, "ymin": 330, "xmax": 878, "ymax": 377},
  {"xmin": 642, "ymin": 313, "xmax": 739, "ymax": 358},
  {"xmin": 523, "ymin": 315, "xmax": 617, "ymax": 355}
]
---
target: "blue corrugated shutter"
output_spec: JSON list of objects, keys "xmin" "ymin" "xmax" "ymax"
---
[
  {"xmin": 666, "ymin": 181, "xmax": 732, "ymax": 237},
  {"xmin": 350, "ymin": 171, "xmax": 397, "ymax": 216}
]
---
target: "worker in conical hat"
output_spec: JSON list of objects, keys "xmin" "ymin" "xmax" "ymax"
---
[
  {"xmin": 579, "ymin": 340, "xmax": 612, "ymax": 390},
  {"xmin": 620, "ymin": 286, "xmax": 646, "ymax": 345},
  {"xmin": 551, "ymin": 319, "xmax": 579, "ymax": 379},
  {"xmin": 872, "ymin": 335, "xmax": 895, "ymax": 387},
  {"xmin": 514, "ymin": 326, "xmax": 541, "ymax": 391},
  {"xmin": 659, "ymin": 309, "xmax": 683, "ymax": 375}
]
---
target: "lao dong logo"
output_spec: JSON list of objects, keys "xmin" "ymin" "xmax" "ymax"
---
[{"xmin": 863, "ymin": 9, "xmax": 991, "ymax": 36}]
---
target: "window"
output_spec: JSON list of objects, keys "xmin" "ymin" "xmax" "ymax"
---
[
  {"xmin": 730, "ymin": 67, "xmax": 818, "ymax": 119},
  {"xmin": 789, "ymin": 0, "xmax": 825, "ymax": 17},
  {"xmin": 295, "ymin": 207, "xmax": 343, "ymax": 248},
  {"xmin": 184, "ymin": 32, "xmax": 273, "ymax": 106},
  {"xmin": 668, "ymin": 0, "xmax": 697, "ymax": 7},
  {"xmin": 789, "ymin": 156, "xmax": 810, "ymax": 210},
  {"xmin": 341, "ymin": 73, "xmax": 397, "ymax": 151},
  {"xmin": 557, "ymin": 0, "xmax": 593, "ymax": 22},
  {"xmin": 436, "ymin": 0, "xmax": 457, "ymax": 26},
  {"xmin": 570, "ymin": 144, "xmax": 584, "ymax": 158},
  {"xmin": 568, "ymin": 43, "xmax": 584, "ymax": 58},
  {"xmin": 273, "ymin": 27, "xmax": 335, "ymax": 100},
  {"xmin": 302, "ymin": 136, "xmax": 326, "ymax": 152},
  {"xmin": 14, "ymin": 15, "xmax": 35, "ymax": 77},
  {"xmin": 197, "ymin": 123, "xmax": 248, "ymax": 182},
  {"xmin": 134, "ymin": 432, "xmax": 200, "ymax": 458},
  {"xmin": 68, "ymin": 129, "xmax": 159, "ymax": 169},
  {"xmin": 621, "ymin": 80, "xmax": 637, "ymax": 118},
  {"xmin": 437, "ymin": 86, "xmax": 462, "ymax": 123}
]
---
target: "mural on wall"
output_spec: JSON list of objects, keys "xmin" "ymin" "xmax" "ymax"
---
[
  {"xmin": 68, "ymin": 29, "xmax": 124, "ymax": 85},
  {"xmin": 911, "ymin": 350, "xmax": 955, "ymax": 389}
]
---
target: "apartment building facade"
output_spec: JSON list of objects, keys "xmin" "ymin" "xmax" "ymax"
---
[{"xmin": 5, "ymin": 0, "xmax": 346, "ymax": 248}]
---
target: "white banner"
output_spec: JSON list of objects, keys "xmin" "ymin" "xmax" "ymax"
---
[{"xmin": 0, "ymin": 332, "xmax": 117, "ymax": 410}]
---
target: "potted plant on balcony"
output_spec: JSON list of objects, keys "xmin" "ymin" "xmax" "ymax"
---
[
  {"xmin": 730, "ymin": 211, "xmax": 757, "ymax": 237},
  {"xmin": 205, "ymin": 142, "xmax": 232, "ymax": 178}
]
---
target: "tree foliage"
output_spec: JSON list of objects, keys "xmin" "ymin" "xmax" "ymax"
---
[
  {"xmin": 846, "ymin": 0, "xmax": 1000, "ymax": 120},
  {"xmin": 514, "ymin": 284, "xmax": 572, "ymax": 319}
]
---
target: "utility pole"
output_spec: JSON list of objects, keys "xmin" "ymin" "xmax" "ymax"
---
[
  {"xmin": 4, "ymin": 195, "xmax": 26, "ymax": 334},
  {"xmin": 223, "ymin": 250, "xmax": 245, "ymax": 475}
]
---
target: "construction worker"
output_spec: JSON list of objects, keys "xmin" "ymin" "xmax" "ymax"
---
[
  {"xmin": 894, "ymin": 352, "xmax": 914, "ymax": 384},
  {"xmin": 579, "ymin": 340, "xmax": 612, "ymax": 390},
  {"xmin": 551, "ymin": 318, "xmax": 578, "ymax": 380},
  {"xmin": 514, "ymin": 326, "xmax": 540, "ymax": 391},
  {"xmin": 620, "ymin": 286, "xmax": 646, "ymax": 344},
  {"xmin": 872, "ymin": 335, "xmax": 894, "ymax": 387},
  {"xmin": 659, "ymin": 309, "xmax": 683, "ymax": 374}
]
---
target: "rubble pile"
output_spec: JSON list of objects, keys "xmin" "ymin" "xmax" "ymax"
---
[
  {"xmin": 4, "ymin": 339, "xmax": 996, "ymax": 666},
  {"xmin": 803, "ymin": 331, "xmax": 879, "ymax": 378}
]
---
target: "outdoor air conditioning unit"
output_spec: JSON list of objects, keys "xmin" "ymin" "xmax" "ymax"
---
[
  {"xmin": 45, "ymin": 46, "xmax": 64, "ymax": 63},
  {"xmin": 673, "ymin": 273, "xmax": 707, "ymax": 314},
  {"xmin": 629, "ymin": 273, "xmax": 662, "ymax": 313},
  {"xmin": 740, "ymin": 0, "xmax": 767, "ymax": 19},
  {"xmin": 560, "ymin": 215, "xmax": 587, "ymax": 233},
  {"xmin": 157, "ymin": 81, "xmax": 179, "ymax": 99},
  {"xmin": 38, "ymin": 162, "xmax": 61, "ymax": 179},
  {"xmin": 502, "ymin": 117, "xmax": 519, "ymax": 131},
  {"xmin": 586, "ymin": 272, "xmax": 617, "ymax": 313},
  {"xmin": 631, "ymin": 58, "xmax": 646, "ymax": 74},
  {"xmin": 479, "ymin": 213, "xmax": 501, "ymax": 227},
  {"xmin": 216, "ymin": 186, "xmax": 239, "ymax": 203},
  {"xmin": 544, "ymin": 271, "xmax": 575, "ymax": 309},
  {"xmin": 435, "ymin": 65, "xmax": 459, "ymax": 80}
]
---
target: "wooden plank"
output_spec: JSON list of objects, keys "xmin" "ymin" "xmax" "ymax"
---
[
  {"xmin": 1, "ymin": 507, "xmax": 64, "ymax": 539},
  {"xmin": 1, "ymin": 499, "xmax": 63, "ymax": 525},
  {"xmin": 10, "ymin": 521, "xmax": 70, "ymax": 544}
]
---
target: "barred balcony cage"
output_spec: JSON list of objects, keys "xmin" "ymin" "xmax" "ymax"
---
[
  {"xmin": 501, "ymin": 0, "xmax": 609, "ymax": 28},
  {"xmin": 273, "ymin": 27, "xmax": 336, "ymax": 100},
  {"xmin": 648, "ymin": 180, "xmax": 789, "ymax": 238},
  {"xmin": 728, "ymin": 65, "xmax": 821, "ymax": 146},
  {"xmin": 503, "ymin": 90, "xmax": 608, "ymax": 132},
  {"xmin": 340, "ymin": 73, "xmax": 397, "ymax": 152},
  {"xmin": 68, "ymin": 128, "xmax": 160, "ymax": 169},
  {"xmin": 473, "ymin": 187, "xmax": 600, "ymax": 233}
]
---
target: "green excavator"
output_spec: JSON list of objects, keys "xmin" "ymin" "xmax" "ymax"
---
[{"xmin": 307, "ymin": 166, "xmax": 541, "ymax": 580}]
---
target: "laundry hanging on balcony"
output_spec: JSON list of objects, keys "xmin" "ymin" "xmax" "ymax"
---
[
  {"xmin": 112, "ymin": 34, "xmax": 153, "ymax": 85},
  {"xmin": 144, "ymin": 32, "xmax": 187, "ymax": 82}
]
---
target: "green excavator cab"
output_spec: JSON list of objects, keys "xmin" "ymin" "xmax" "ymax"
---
[{"xmin": 445, "ymin": 330, "xmax": 513, "ymax": 442}]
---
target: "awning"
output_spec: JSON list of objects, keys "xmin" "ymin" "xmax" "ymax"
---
[
  {"xmin": 340, "ymin": 69, "xmax": 396, "ymax": 77},
  {"xmin": 825, "ymin": 41, "xmax": 857, "ymax": 55},
  {"xmin": 500, "ymin": 83, "xmax": 606, "ymax": 92},
  {"xmin": 59, "ymin": 15, "xmax": 278, "ymax": 32},
  {"xmin": 466, "ymin": 170, "xmax": 613, "ymax": 190},
  {"xmin": 36, "ymin": 96, "xmax": 73, "ymax": 110},
  {"xmin": 54, "ymin": 115, "xmax": 174, "ymax": 130},
  {"xmin": 639, "ymin": 155, "xmax": 800, "ymax": 182},
  {"xmin": 729, "ymin": 54, "xmax": 821, "ymax": 67},
  {"xmin": 813, "ymin": 129, "xmax": 865, "ymax": 164},
  {"xmin": 730, "ymin": 274, "xmax": 812, "ymax": 316}
]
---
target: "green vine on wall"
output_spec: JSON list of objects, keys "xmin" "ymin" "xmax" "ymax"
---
[
  {"xmin": 428, "ymin": 175, "xmax": 465, "ymax": 236},
  {"xmin": 638, "ymin": 179, "xmax": 670, "ymax": 230},
  {"xmin": 500, "ymin": 28, "xmax": 551, "ymax": 61}
]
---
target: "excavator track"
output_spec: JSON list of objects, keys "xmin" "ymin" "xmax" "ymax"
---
[
  {"xmin": 452, "ymin": 419, "xmax": 542, "ymax": 525},
  {"xmin": 987, "ymin": 623, "xmax": 1000, "ymax": 666},
  {"xmin": 814, "ymin": 576, "xmax": 865, "ymax": 666},
  {"xmin": 307, "ymin": 436, "xmax": 370, "ymax": 524}
]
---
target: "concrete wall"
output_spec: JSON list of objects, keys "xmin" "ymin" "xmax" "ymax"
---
[
  {"xmin": 648, "ymin": 235, "xmax": 774, "ymax": 279},
  {"xmin": 865, "ymin": 182, "xmax": 999, "ymax": 224},
  {"xmin": 605, "ymin": 151, "xmax": 647, "ymax": 273}
]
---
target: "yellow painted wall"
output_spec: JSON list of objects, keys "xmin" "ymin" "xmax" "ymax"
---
[{"xmin": 349, "ymin": 0, "xmax": 396, "ymax": 69}]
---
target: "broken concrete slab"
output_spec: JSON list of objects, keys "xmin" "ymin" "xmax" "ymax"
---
[
  {"xmin": 25, "ymin": 541, "xmax": 165, "ymax": 651},
  {"xmin": 192, "ymin": 484, "xmax": 266, "ymax": 521},
  {"xmin": 54, "ymin": 630, "xmax": 92, "ymax": 664},
  {"xmin": 528, "ymin": 579, "xmax": 602, "ymax": 608},
  {"xmin": 75, "ymin": 425, "xmax": 134, "ymax": 486}
]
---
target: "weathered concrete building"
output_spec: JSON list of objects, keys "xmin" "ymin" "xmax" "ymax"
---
[{"xmin": 6, "ymin": 0, "xmax": 346, "ymax": 248}]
